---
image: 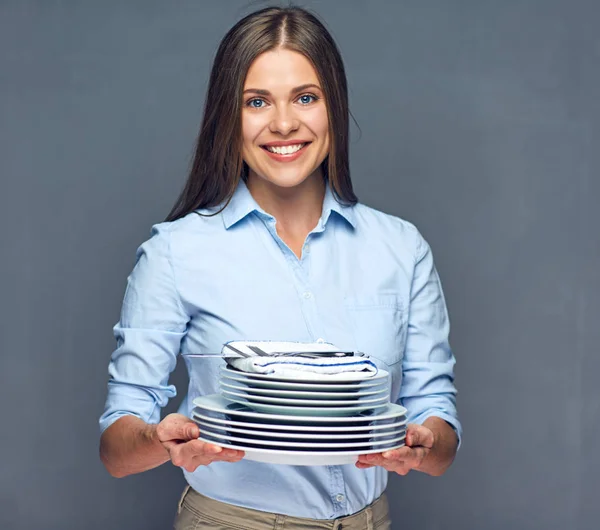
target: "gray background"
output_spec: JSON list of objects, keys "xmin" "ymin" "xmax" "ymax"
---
[{"xmin": 1, "ymin": 0, "xmax": 598, "ymax": 529}]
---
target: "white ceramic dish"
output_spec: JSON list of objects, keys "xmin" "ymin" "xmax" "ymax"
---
[
  {"xmin": 199, "ymin": 428, "xmax": 406, "ymax": 449},
  {"xmin": 221, "ymin": 365, "xmax": 389, "ymax": 384},
  {"xmin": 195, "ymin": 438, "xmax": 406, "ymax": 466},
  {"xmin": 226, "ymin": 400, "xmax": 386, "ymax": 417},
  {"xmin": 192, "ymin": 395, "xmax": 407, "ymax": 423},
  {"xmin": 219, "ymin": 381, "xmax": 388, "ymax": 400},
  {"xmin": 220, "ymin": 388, "xmax": 390, "ymax": 407},
  {"xmin": 191, "ymin": 411, "xmax": 407, "ymax": 432},
  {"xmin": 195, "ymin": 419, "xmax": 405, "ymax": 441},
  {"xmin": 219, "ymin": 373, "xmax": 389, "ymax": 392}
]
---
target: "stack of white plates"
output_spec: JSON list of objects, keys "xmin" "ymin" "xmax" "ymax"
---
[{"xmin": 191, "ymin": 364, "xmax": 407, "ymax": 465}]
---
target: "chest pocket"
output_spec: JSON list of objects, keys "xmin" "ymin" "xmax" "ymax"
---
[{"xmin": 344, "ymin": 293, "xmax": 407, "ymax": 367}]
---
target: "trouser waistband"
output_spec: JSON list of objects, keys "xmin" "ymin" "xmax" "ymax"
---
[{"xmin": 176, "ymin": 486, "xmax": 390, "ymax": 529}]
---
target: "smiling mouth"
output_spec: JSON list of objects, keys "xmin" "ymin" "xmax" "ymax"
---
[{"xmin": 261, "ymin": 142, "xmax": 310, "ymax": 155}]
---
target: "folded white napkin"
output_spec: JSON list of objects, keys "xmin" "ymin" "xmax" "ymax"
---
[
  {"xmin": 224, "ymin": 340, "xmax": 378, "ymax": 380},
  {"xmin": 227, "ymin": 356, "xmax": 378, "ymax": 380}
]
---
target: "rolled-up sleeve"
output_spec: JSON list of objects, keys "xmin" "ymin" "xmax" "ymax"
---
[
  {"xmin": 398, "ymin": 232, "xmax": 463, "ymax": 447},
  {"xmin": 99, "ymin": 224, "xmax": 189, "ymax": 434}
]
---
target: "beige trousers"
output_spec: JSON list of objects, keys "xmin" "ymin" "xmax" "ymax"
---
[{"xmin": 173, "ymin": 485, "xmax": 392, "ymax": 530}]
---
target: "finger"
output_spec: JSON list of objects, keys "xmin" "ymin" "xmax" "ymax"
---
[
  {"xmin": 380, "ymin": 446, "xmax": 412, "ymax": 460},
  {"xmin": 356, "ymin": 453, "xmax": 379, "ymax": 464},
  {"xmin": 359, "ymin": 448, "xmax": 423, "ymax": 469},
  {"xmin": 214, "ymin": 449, "xmax": 245, "ymax": 461},
  {"xmin": 182, "ymin": 439, "xmax": 224, "ymax": 458},
  {"xmin": 375, "ymin": 455, "xmax": 414, "ymax": 475},
  {"xmin": 383, "ymin": 446, "xmax": 425, "ymax": 461},
  {"xmin": 384, "ymin": 447, "xmax": 428, "ymax": 472},
  {"xmin": 188, "ymin": 448, "xmax": 244, "ymax": 467},
  {"xmin": 355, "ymin": 461, "xmax": 375, "ymax": 469},
  {"xmin": 201, "ymin": 442, "xmax": 224, "ymax": 455},
  {"xmin": 357, "ymin": 451, "xmax": 401, "ymax": 463},
  {"xmin": 186, "ymin": 442, "xmax": 244, "ymax": 462},
  {"xmin": 171, "ymin": 447, "xmax": 221, "ymax": 471},
  {"xmin": 181, "ymin": 422, "xmax": 200, "ymax": 440},
  {"xmin": 359, "ymin": 446, "xmax": 409, "ymax": 466},
  {"xmin": 171, "ymin": 440, "xmax": 218, "ymax": 467},
  {"xmin": 170, "ymin": 447, "xmax": 199, "ymax": 469},
  {"xmin": 218, "ymin": 454, "xmax": 245, "ymax": 463},
  {"xmin": 158, "ymin": 417, "xmax": 199, "ymax": 442},
  {"xmin": 359, "ymin": 456, "xmax": 404, "ymax": 473},
  {"xmin": 406, "ymin": 424, "xmax": 434, "ymax": 448},
  {"xmin": 358, "ymin": 453, "xmax": 386, "ymax": 467}
]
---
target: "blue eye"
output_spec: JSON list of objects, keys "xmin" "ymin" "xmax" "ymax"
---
[
  {"xmin": 298, "ymin": 94, "xmax": 317, "ymax": 105},
  {"xmin": 247, "ymin": 98, "xmax": 265, "ymax": 108}
]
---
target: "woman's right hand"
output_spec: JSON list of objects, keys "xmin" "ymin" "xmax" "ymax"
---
[{"xmin": 154, "ymin": 413, "xmax": 244, "ymax": 472}]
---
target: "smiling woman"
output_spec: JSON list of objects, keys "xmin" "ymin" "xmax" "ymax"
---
[
  {"xmin": 99, "ymin": 6, "xmax": 461, "ymax": 530},
  {"xmin": 164, "ymin": 6, "xmax": 355, "ymax": 223}
]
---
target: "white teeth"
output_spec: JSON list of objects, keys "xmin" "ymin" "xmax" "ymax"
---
[{"xmin": 265, "ymin": 143, "xmax": 306, "ymax": 155}]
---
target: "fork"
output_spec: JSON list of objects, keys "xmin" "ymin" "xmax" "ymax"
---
[{"xmin": 246, "ymin": 345, "xmax": 360, "ymax": 358}]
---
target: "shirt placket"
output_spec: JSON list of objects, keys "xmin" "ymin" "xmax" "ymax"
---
[
  {"xmin": 260, "ymin": 217, "xmax": 326, "ymax": 341},
  {"xmin": 260, "ymin": 216, "xmax": 349, "ymax": 517},
  {"xmin": 329, "ymin": 465, "xmax": 348, "ymax": 518}
]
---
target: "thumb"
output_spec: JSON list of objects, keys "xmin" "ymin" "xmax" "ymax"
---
[
  {"xmin": 182, "ymin": 422, "xmax": 200, "ymax": 440},
  {"xmin": 406, "ymin": 424, "xmax": 424, "ymax": 447},
  {"xmin": 406, "ymin": 424, "xmax": 434, "ymax": 448},
  {"xmin": 160, "ymin": 415, "xmax": 200, "ymax": 442}
]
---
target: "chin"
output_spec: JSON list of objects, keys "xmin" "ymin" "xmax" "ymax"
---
[
  {"xmin": 269, "ymin": 177, "xmax": 310, "ymax": 188},
  {"xmin": 257, "ymin": 170, "xmax": 314, "ymax": 189},
  {"xmin": 274, "ymin": 165, "xmax": 325, "ymax": 186}
]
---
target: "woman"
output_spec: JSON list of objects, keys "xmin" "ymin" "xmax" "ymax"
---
[{"xmin": 99, "ymin": 6, "xmax": 461, "ymax": 529}]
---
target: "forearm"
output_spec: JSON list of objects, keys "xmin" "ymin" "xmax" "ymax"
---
[
  {"xmin": 416, "ymin": 416, "xmax": 458, "ymax": 476},
  {"xmin": 99, "ymin": 415, "xmax": 169, "ymax": 478}
]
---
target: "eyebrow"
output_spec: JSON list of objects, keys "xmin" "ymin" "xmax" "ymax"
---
[{"xmin": 242, "ymin": 83, "xmax": 322, "ymax": 96}]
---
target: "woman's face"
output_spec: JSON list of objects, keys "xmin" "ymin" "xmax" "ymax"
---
[{"xmin": 241, "ymin": 48, "xmax": 330, "ymax": 191}]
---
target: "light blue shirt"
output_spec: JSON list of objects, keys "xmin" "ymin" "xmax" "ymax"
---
[{"xmin": 100, "ymin": 179, "xmax": 462, "ymax": 519}]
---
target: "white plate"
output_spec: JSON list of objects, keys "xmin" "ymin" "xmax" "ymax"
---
[
  {"xmin": 221, "ymin": 365, "xmax": 389, "ymax": 384},
  {"xmin": 191, "ymin": 411, "xmax": 407, "ymax": 432},
  {"xmin": 199, "ymin": 429, "xmax": 406, "ymax": 449},
  {"xmin": 192, "ymin": 395, "xmax": 407, "ymax": 423},
  {"xmin": 195, "ymin": 438, "xmax": 406, "ymax": 466},
  {"xmin": 196, "ymin": 419, "xmax": 405, "ymax": 441},
  {"xmin": 220, "ymin": 373, "xmax": 388, "ymax": 392},
  {"xmin": 226, "ymin": 400, "xmax": 386, "ymax": 417},
  {"xmin": 220, "ymin": 388, "xmax": 390, "ymax": 407},
  {"xmin": 219, "ymin": 381, "xmax": 389, "ymax": 400}
]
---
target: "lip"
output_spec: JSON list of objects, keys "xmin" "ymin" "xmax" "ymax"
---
[
  {"xmin": 261, "ymin": 140, "xmax": 312, "ymax": 147},
  {"xmin": 261, "ymin": 142, "xmax": 310, "ymax": 163}
]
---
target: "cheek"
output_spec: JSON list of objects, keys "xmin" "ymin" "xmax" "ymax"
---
[
  {"xmin": 306, "ymin": 111, "xmax": 330, "ymax": 150},
  {"xmin": 241, "ymin": 114, "xmax": 263, "ymax": 147}
]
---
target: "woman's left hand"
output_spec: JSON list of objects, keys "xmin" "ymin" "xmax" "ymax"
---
[{"xmin": 356, "ymin": 423, "xmax": 435, "ymax": 475}]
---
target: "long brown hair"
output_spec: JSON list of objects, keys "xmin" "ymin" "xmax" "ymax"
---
[{"xmin": 165, "ymin": 6, "xmax": 357, "ymax": 222}]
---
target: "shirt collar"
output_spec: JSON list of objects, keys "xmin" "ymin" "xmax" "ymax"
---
[
  {"xmin": 222, "ymin": 178, "xmax": 356, "ymax": 230},
  {"xmin": 221, "ymin": 179, "xmax": 265, "ymax": 229},
  {"xmin": 320, "ymin": 182, "xmax": 356, "ymax": 229}
]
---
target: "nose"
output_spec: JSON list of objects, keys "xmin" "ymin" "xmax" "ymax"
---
[{"xmin": 269, "ymin": 105, "xmax": 299, "ymax": 135}]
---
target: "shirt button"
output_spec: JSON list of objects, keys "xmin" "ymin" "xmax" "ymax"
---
[
  {"xmin": 335, "ymin": 493, "xmax": 345, "ymax": 502},
  {"xmin": 303, "ymin": 291, "xmax": 313, "ymax": 299},
  {"xmin": 304, "ymin": 245, "xmax": 310, "ymax": 254}
]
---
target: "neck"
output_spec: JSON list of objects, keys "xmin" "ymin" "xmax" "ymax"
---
[{"xmin": 246, "ymin": 171, "xmax": 326, "ymax": 236}]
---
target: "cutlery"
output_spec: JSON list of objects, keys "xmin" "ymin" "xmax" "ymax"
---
[{"xmin": 182, "ymin": 347, "xmax": 363, "ymax": 359}]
